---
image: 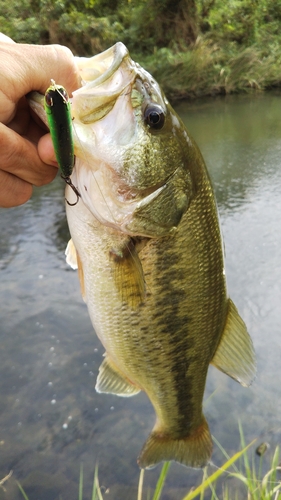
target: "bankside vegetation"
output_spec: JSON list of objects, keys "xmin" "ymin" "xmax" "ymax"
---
[
  {"xmin": 15, "ymin": 442, "xmax": 281, "ymax": 499},
  {"xmin": 2, "ymin": 0, "xmax": 281, "ymax": 100}
]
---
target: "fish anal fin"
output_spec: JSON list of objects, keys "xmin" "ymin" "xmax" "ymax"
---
[
  {"xmin": 211, "ymin": 298, "xmax": 256, "ymax": 387},
  {"xmin": 138, "ymin": 415, "xmax": 212, "ymax": 469},
  {"xmin": 110, "ymin": 239, "xmax": 146, "ymax": 309},
  {"xmin": 96, "ymin": 355, "xmax": 141, "ymax": 397}
]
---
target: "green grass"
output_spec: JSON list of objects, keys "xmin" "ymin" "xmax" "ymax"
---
[{"xmin": 9, "ymin": 426, "xmax": 281, "ymax": 500}]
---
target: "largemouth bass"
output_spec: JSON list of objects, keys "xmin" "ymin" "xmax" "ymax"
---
[{"xmin": 29, "ymin": 42, "xmax": 256, "ymax": 469}]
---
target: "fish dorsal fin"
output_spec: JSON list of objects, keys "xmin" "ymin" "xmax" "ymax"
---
[
  {"xmin": 96, "ymin": 355, "xmax": 141, "ymax": 397},
  {"xmin": 65, "ymin": 238, "xmax": 78, "ymax": 269},
  {"xmin": 110, "ymin": 239, "xmax": 146, "ymax": 309},
  {"xmin": 65, "ymin": 239, "xmax": 86, "ymax": 301},
  {"xmin": 211, "ymin": 298, "xmax": 256, "ymax": 387}
]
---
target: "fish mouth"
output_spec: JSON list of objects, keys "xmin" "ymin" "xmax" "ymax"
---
[
  {"xmin": 76, "ymin": 42, "xmax": 130, "ymax": 89},
  {"xmin": 72, "ymin": 42, "xmax": 137, "ymax": 124}
]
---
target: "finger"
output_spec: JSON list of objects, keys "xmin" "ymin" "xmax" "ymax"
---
[
  {"xmin": 38, "ymin": 133, "xmax": 58, "ymax": 166},
  {"xmin": 0, "ymin": 123, "xmax": 58, "ymax": 186},
  {"xmin": 0, "ymin": 170, "xmax": 33, "ymax": 208},
  {"xmin": 0, "ymin": 43, "xmax": 80, "ymax": 122},
  {"xmin": 0, "ymin": 33, "xmax": 15, "ymax": 43}
]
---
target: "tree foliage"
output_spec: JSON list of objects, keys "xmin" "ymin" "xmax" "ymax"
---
[
  {"xmin": 2, "ymin": 0, "xmax": 281, "ymax": 99},
  {"xmin": 2, "ymin": 0, "xmax": 281, "ymax": 54}
]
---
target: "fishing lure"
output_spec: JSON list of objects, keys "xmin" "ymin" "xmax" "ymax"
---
[{"xmin": 44, "ymin": 80, "xmax": 80, "ymax": 205}]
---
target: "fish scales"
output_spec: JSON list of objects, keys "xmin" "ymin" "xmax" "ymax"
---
[
  {"xmin": 29, "ymin": 41, "xmax": 256, "ymax": 469},
  {"xmin": 137, "ymin": 166, "xmax": 226, "ymax": 430}
]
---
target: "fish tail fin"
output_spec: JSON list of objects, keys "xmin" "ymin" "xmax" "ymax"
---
[{"xmin": 137, "ymin": 416, "xmax": 212, "ymax": 469}]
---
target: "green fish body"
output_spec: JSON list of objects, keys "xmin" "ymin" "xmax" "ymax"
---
[{"xmin": 30, "ymin": 42, "xmax": 256, "ymax": 469}]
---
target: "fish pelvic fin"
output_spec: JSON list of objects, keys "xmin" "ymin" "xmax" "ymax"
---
[
  {"xmin": 110, "ymin": 238, "xmax": 146, "ymax": 309},
  {"xmin": 96, "ymin": 355, "xmax": 141, "ymax": 397},
  {"xmin": 137, "ymin": 416, "xmax": 212, "ymax": 469},
  {"xmin": 211, "ymin": 298, "xmax": 256, "ymax": 387}
]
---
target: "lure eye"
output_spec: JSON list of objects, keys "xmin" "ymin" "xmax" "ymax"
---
[
  {"xmin": 45, "ymin": 91, "xmax": 53, "ymax": 107},
  {"xmin": 144, "ymin": 104, "xmax": 165, "ymax": 130}
]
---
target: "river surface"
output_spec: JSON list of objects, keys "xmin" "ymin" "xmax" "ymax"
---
[{"xmin": 0, "ymin": 92, "xmax": 281, "ymax": 499}]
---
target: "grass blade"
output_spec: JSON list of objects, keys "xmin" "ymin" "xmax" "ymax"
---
[
  {"xmin": 212, "ymin": 436, "xmax": 240, "ymax": 475},
  {"xmin": 138, "ymin": 468, "xmax": 145, "ymax": 500},
  {"xmin": 79, "ymin": 463, "xmax": 83, "ymax": 500},
  {"xmin": 92, "ymin": 465, "xmax": 98, "ymax": 500},
  {"xmin": 199, "ymin": 467, "xmax": 208, "ymax": 500},
  {"xmin": 182, "ymin": 439, "xmax": 256, "ymax": 500},
  {"xmin": 92, "ymin": 465, "xmax": 104, "ymax": 500},
  {"xmin": 152, "ymin": 461, "xmax": 171, "ymax": 500},
  {"xmin": 17, "ymin": 482, "xmax": 29, "ymax": 500}
]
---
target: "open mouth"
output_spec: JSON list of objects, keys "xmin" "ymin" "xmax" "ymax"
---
[
  {"xmin": 72, "ymin": 42, "xmax": 137, "ymax": 124},
  {"xmin": 76, "ymin": 42, "xmax": 130, "ymax": 88}
]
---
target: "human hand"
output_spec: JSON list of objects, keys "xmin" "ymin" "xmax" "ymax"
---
[{"xmin": 0, "ymin": 33, "xmax": 80, "ymax": 208}]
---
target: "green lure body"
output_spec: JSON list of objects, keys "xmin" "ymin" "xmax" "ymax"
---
[{"xmin": 44, "ymin": 81, "xmax": 75, "ymax": 179}]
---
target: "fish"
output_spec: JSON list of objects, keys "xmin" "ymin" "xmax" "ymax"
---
[{"xmin": 29, "ymin": 42, "xmax": 256, "ymax": 469}]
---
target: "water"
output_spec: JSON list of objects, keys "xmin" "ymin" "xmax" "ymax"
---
[{"xmin": 1, "ymin": 92, "xmax": 281, "ymax": 499}]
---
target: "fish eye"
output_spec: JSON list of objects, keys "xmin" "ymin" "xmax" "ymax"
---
[
  {"xmin": 45, "ymin": 91, "xmax": 53, "ymax": 107},
  {"xmin": 144, "ymin": 104, "xmax": 165, "ymax": 130}
]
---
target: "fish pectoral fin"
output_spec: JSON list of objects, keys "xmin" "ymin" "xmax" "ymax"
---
[
  {"xmin": 138, "ymin": 415, "xmax": 212, "ymax": 469},
  {"xmin": 76, "ymin": 251, "xmax": 86, "ymax": 302},
  {"xmin": 65, "ymin": 239, "xmax": 86, "ymax": 301},
  {"xmin": 95, "ymin": 355, "xmax": 141, "ymax": 397},
  {"xmin": 110, "ymin": 239, "xmax": 146, "ymax": 309},
  {"xmin": 65, "ymin": 238, "xmax": 78, "ymax": 269},
  {"xmin": 211, "ymin": 298, "xmax": 256, "ymax": 387}
]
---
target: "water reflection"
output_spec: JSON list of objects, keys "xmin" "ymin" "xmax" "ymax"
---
[
  {"xmin": 1, "ymin": 92, "xmax": 281, "ymax": 499},
  {"xmin": 177, "ymin": 92, "xmax": 281, "ymax": 212}
]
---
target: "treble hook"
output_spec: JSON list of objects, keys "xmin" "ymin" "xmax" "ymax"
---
[{"xmin": 61, "ymin": 175, "xmax": 81, "ymax": 206}]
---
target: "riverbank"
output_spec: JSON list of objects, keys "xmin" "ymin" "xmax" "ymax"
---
[
  {"xmin": 136, "ymin": 38, "xmax": 281, "ymax": 102},
  {"xmin": 2, "ymin": 0, "xmax": 281, "ymax": 103}
]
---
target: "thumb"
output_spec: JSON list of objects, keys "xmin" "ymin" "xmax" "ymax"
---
[{"xmin": 38, "ymin": 133, "xmax": 58, "ymax": 166}]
